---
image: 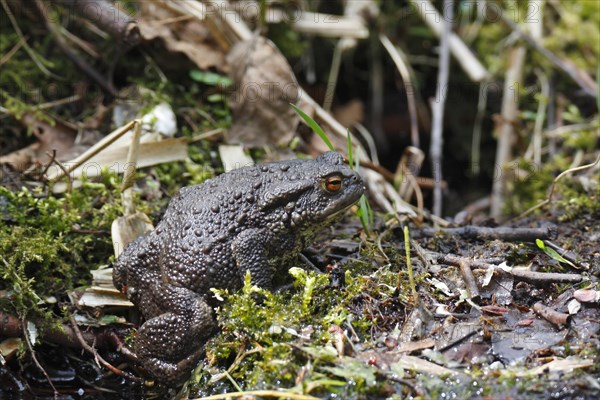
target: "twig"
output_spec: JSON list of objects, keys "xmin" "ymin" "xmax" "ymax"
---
[
  {"xmin": 490, "ymin": 46, "xmax": 526, "ymax": 217},
  {"xmin": 529, "ymin": 69, "xmax": 549, "ymax": 165},
  {"xmin": 353, "ymin": 122, "xmax": 380, "ymax": 164},
  {"xmin": 0, "ymin": 0, "xmax": 63, "ymax": 79},
  {"xmin": 458, "ymin": 258, "xmax": 480, "ymax": 300},
  {"xmin": 48, "ymin": 119, "xmax": 137, "ymax": 182},
  {"xmin": 36, "ymin": 95, "xmax": 82, "ymax": 110},
  {"xmin": 437, "ymin": 254, "xmax": 583, "ymax": 285},
  {"xmin": 41, "ymin": 149, "xmax": 57, "ymax": 179},
  {"xmin": 266, "ymin": 9, "xmax": 370, "ymax": 39},
  {"xmin": 516, "ymin": 153, "xmax": 600, "ymax": 219},
  {"xmin": 405, "ymin": 172, "xmax": 424, "ymax": 220},
  {"xmin": 44, "ymin": 151, "xmax": 72, "ymax": 193},
  {"xmin": 437, "ymin": 327, "xmax": 483, "ymax": 353},
  {"xmin": 508, "ymin": 270, "xmax": 582, "ymax": 285},
  {"xmin": 415, "ymin": 225, "xmax": 557, "ymax": 241},
  {"xmin": 121, "ymin": 120, "xmax": 142, "ymax": 215},
  {"xmin": 532, "ymin": 302, "xmax": 570, "ymax": 327},
  {"xmin": 470, "ymin": 81, "xmax": 489, "ymax": 176},
  {"xmin": 410, "ymin": 239, "xmax": 435, "ymax": 272},
  {"xmin": 396, "ymin": 146, "xmax": 425, "ymax": 200},
  {"xmin": 57, "ymin": 24, "xmax": 100, "ymax": 58},
  {"xmin": 33, "ymin": 0, "xmax": 118, "ymax": 97},
  {"xmin": 428, "ymin": 0, "xmax": 452, "ymax": 217},
  {"xmin": 0, "ymin": 34, "xmax": 26, "ymax": 66},
  {"xmin": 544, "ymin": 122, "xmax": 600, "ymax": 138},
  {"xmin": 68, "ymin": 315, "xmax": 143, "ymax": 382},
  {"xmin": 192, "ymin": 391, "xmax": 320, "ymax": 400},
  {"xmin": 359, "ymin": 158, "xmax": 446, "ymax": 191},
  {"xmin": 22, "ymin": 321, "xmax": 59, "ymax": 398},
  {"xmin": 380, "ymin": 34, "xmax": 420, "ymax": 148},
  {"xmin": 369, "ymin": 32, "xmax": 386, "ymax": 150},
  {"xmin": 55, "ymin": 0, "xmax": 140, "ymax": 47},
  {"xmin": 410, "ymin": 0, "xmax": 489, "ymax": 82},
  {"xmin": 323, "ymin": 41, "xmax": 343, "ymax": 112}
]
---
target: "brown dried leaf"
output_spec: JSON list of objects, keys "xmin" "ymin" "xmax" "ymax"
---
[
  {"xmin": 137, "ymin": 2, "xmax": 225, "ymax": 70},
  {"xmin": 226, "ymin": 36, "xmax": 300, "ymax": 147},
  {"xmin": 0, "ymin": 143, "xmax": 39, "ymax": 171},
  {"xmin": 0, "ymin": 113, "xmax": 78, "ymax": 170},
  {"xmin": 481, "ymin": 305, "xmax": 510, "ymax": 315}
]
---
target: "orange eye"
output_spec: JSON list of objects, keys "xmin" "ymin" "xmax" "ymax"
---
[{"xmin": 323, "ymin": 175, "xmax": 343, "ymax": 192}]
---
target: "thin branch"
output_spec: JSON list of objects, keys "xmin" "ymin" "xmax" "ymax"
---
[
  {"xmin": 0, "ymin": 0, "xmax": 63, "ymax": 79},
  {"xmin": 437, "ymin": 253, "xmax": 583, "ymax": 285},
  {"xmin": 429, "ymin": 0, "xmax": 453, "ymax": 217},
  {"xmin": 458, "ymin": 258, "xmax": 480, "ymax": 300},
  {"xmin": 353, "ymin": 122, "xmax": 380, "ymax": 165},
  {"xmin": 44, "ymin": 151, "xmax": 72, "ymax": 193},
  {"xmin": 54, "ymin": 0, "xmax": 140, "ymax": 47},
  {"xmin": 193, "ymin": 391, "xmax": 320, "ymax": 400},
  {"xmin": 380, "ymin": 34, "xmax": 420, "ymax": 148},
  {"xmin": 471, "ymin": 81, "xmax": 489, "ymax": 176},
  {"xmin": 416, "ymin": 225, "xmax": 557, "ymax": 241},
  {"xmin": 410, "ymin": 0, "xmax": 489, "ymax": 82},
  {"xmin": 516, "ymin": 152, "xmax": 600, "ymax": 219},
  {"xmin": 323, "ymin": 41, "xmax": 343, "ymax": 112},
  {"xmin": 0, "ymin": 34, "xmax": 26, "ymax": 66},
  {"xmin": 33, "ymin": 0, "xmax": 118, "ymax": 97},
  {"xmin": 121, "ymin": 120, "xmax": 142, "ymax": 216},
  {"xmin": 48, "ymin": 119, "xmax": 137, "ymax": 182},
  {"xmin": 532, "ymin": 302, "xmax": 570, "ymax": 327},
  {"xmin": 68, "ymin": 315, "xmax": 143, "ymax": 382},
  {"xmin": 544, "ymin": 122, "xmax": 600, "ymax": 138},
  {"xmin": 490, "ymin": 46, "xmax": 526, "ymax": 218},
  {"xmin": 531, "ymin": 69, "xmax": 550, "ymax": 165},
  {"xmin": 21, "ymin": 320, "xmax": 59, "ymax": 398}
]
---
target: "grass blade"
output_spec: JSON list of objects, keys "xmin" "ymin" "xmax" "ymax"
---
[{"xmin": 290, "ymin": 103, "xmax": 334, "ymax": 151}]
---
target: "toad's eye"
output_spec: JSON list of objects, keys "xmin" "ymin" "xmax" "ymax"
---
[{"xmin": 322, "ymin": 175, "xmax": 343, "ymax": 192}]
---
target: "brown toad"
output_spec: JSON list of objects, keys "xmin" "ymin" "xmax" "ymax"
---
[{"xmin": 113, "ymin": 152, "xmax": 364, "ymax": 382}]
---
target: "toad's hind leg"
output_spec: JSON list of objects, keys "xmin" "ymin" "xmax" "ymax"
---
[{"xmin": 134, "ymin": 285, "xmax": 216, "ymax": 383}]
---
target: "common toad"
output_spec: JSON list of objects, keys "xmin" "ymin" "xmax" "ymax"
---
[{"xmin": 113, "ymin": 152, "xmax": 364, "ymax": 383}]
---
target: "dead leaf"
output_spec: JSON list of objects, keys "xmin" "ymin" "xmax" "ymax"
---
[
  {"xmin": 516, "ymin": 357, "xmax": 594, "ymax": 376},
  {"xmin": 226, "ymin": 36, "xmax": 300, "ymax": 147},
  {"xmin": 0, "ymin": 143, "xmax": 39, "ymax": 171},
  {"xmin": 0, "ymin": 113, "xmax": 79, "ymax": 171},
  {"xmin": 481, "ymin": 305, "xmax": 510, "ymax": 315},
  {"xmin": 137, "ymin": 2, "xmax": 225, "ymax": 70},
  {"xmin": 218, "ymin": 144, "xmax": 254, "ymax": 172},
  {"xmin": 514, "ymin": 318, "xmax": 534, "ymax": 327}
]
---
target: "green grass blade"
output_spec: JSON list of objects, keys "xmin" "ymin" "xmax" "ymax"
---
[
  {"xmin": 290, "ymin": 103, "xmax": 334, "ymax": 151},
  {"xmin": 346, "ymin": 128, "xmax": 354, "ymax": 167}
]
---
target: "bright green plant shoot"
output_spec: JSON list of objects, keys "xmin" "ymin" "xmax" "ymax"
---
[
  {"xmin": 290, "ymin": 103, "xmax": 334, "ymax": 151},
  {"xmin": 536, "ymin": 239, "xmax": 577, "ymax": 269}
]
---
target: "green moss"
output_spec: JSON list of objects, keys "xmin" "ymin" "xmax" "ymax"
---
[
  {"xmin": 192, "ymin": 265, "xmax": 372, "ymax": 394},
  {"xmin": 0, "ymin": 180, "xmax": 118, "ymax": 328},
  {"xmin": 190, "ymin": 236, "xmax": 426, "ymax": 396},
  {"xmin": 555, "ymin": 171, "xmax": 600, "ymax": 221}
]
